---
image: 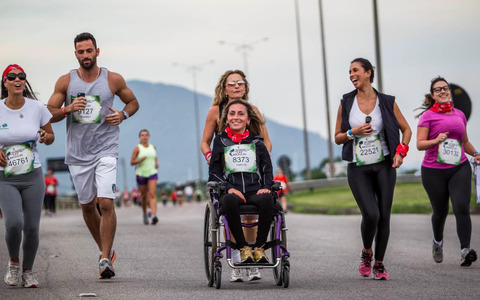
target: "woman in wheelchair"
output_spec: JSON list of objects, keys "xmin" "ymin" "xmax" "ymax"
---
[{"xmin": 209, "ymin": 99, "xmax": 274, "ymax": 264}]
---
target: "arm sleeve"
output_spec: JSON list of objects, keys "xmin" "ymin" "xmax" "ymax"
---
[
  {"xmin": 208, "ymin": 136, "xmax": 225, "ymax": 183},
  {"xmin": 417, "ymin": 111, "xmax": 431, "ymax": 128}
]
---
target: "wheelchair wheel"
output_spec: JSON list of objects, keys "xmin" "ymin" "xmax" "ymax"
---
[
  {"xmin": 282, "ymin": 260, "xmax": 290, "ymax": 288},
  {"xmin": 214, "ymin": 261, "xmax": 222, "ymax": 289},
  {"xmin": 203, "ymin": 202, "xmax": 217, "ymax": 287},
  {"xmin": 271, "ymin": 212, "xmax": 287, "ymax": 286}
]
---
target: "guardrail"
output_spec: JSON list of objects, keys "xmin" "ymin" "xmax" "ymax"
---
[{"xmin": 289, "ymin": 174, "xmax": 421, "ymax": 192}]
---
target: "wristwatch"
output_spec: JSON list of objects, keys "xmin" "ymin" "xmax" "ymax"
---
[
  {"xmin": 346, "ymin": 129, "xmax": 354, "ymax": 140},
  {"xmin": 121, "ymin": 110, "xmax": 129, "ymax": 120}
]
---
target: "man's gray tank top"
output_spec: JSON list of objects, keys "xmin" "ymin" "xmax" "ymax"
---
[{"xmin": 65, "ymin": 67, "xmax": 118, "ymax": 165}]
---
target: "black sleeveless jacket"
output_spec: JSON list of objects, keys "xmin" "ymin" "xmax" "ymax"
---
[{"xmin": 340, "ymin": 89, "xmax": 400, "ymax": 163}]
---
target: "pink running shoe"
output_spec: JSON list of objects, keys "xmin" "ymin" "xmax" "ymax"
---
[
  {"xmin": 373, "ymin": 263, "xmax": 389, "ymax": 280},
  {"xmin": 359, "ymin": 251, "xmax": 373, "ymax": 277}
]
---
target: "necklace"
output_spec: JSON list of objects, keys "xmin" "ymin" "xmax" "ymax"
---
[
  {"xmin": 4, "ymin": 99, "xmax": 24, "ymax": 118},
  {"xmin": 78, "ymin": 67, "xmax": 101, "ymax": 81}
]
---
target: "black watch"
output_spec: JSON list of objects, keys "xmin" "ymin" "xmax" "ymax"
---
[{"xmin": 121, "ymin": 110, "xmax": 129, "ymax": 120}]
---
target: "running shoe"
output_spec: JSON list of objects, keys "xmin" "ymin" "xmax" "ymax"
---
[
  {"xmin": 246, "ymin": 267, "xmax": 262, "ymax": 281},
  {"xmin": 240, "ymin": 246, "xmax": 254, "ymax": 264},
  {"xmin": 460, "ymin": 248, "xmax": 477, "ymax": 267},
  {"xmin": 143, "ymin": 214, "xmax": 149, "ymax": 225},
  {"xmin": 359, "ymin": 251, "xmax": 373, "ymax": 277},
  {"xmin": 151, "ymin": 216, "xmax": 159, "ymax": 225},
  {"xmin": 253, "ymin": 247, "xmax": 269, "ymax": 263},
  {"xmin": 230, "ymin": 269, "xmax": 244, "ymax": 282},
  {"xmin": 98, "ymin": 249, "xmax": 117, "ymax": 263},
  {"xmin": 373, "ymin": 263, "xmax": 390, "ymax": 280},
  {"xmin": 4, "ymin": 261, "xmax": 20, "ymax": 286},
  {"xmin": 99, "ymin": 258, "xmax": 115, "ymax": 279},
  {"xmin": 21, "ymin": 270, "xmax": 39, "ymax": 288},
  {"xmin": 432, "ymin": 240, "xmax": 443, "ymax": 263}
]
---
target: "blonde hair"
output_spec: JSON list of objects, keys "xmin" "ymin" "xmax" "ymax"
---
[
  {"xmin": 212, "ymin": 70, "xmax": 250, "ymax": 106},
  {"xmin": 219, "ymin": 99, "xmax": 263, "ymax": 136}
]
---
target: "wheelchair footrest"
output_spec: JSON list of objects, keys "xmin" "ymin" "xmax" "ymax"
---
[{"xmin": 233, "ymin": 262, "xmax": 276, "ymax": 267}]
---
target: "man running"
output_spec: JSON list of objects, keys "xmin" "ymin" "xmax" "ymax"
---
[{"xmin": 47, "ymin": 32, "xmax": 139, "ymax": 279}]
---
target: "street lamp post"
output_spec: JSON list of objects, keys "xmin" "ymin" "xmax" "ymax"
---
[
  {"xmin": 294, "ymin": 0, "xmax": 311, "ymax": 180},
  {"xmin": 318, "ymin": 0, "xmax": 335, "ymax": 178},
  {"xmin": 218, "ymin": 37, "xmax": 268, "ymax": 76},
  {"xmin": 373, "ymin": 0, "xmax": 383, "ymax": 92},
  {"xmin": 173, "ymin": 60, "xmax": 214, "ymax": 181}
]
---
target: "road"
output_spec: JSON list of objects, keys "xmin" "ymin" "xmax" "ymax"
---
[{"xmin": 1, "ymin": 202, "xmax": 479, "ymax": 299}]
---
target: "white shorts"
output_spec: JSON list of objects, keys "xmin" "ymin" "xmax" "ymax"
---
[{"xmin": 68, "ymin": 156, "xmax": 117, "ymax": 204}]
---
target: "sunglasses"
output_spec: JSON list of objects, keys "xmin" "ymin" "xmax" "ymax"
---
[
  {"xmin": 433, "ymin": 86, "xmax": 449, "ymax": 93},
  {"xmin": 226, "ymin": 80, "xmax": 246, "ymax": 87},
  {"xmin": 5, "ymin": 72, "xmax": 27, "ymax": 81}
]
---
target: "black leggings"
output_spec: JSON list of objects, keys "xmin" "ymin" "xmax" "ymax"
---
[
  {"xmin": 421, "ymin": 161, "xmax": 472, "ymax": 249},
  {"xmin": 347, "ymin": 158, "xmax": 396, "ymax": 261},
  {"xmin": 221, "ymin": 191, "xmax": 273, "ymax": 249}
]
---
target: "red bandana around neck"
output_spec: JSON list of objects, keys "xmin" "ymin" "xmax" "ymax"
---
[
  {"xmin": 430, "ymin": 101, "xmax": 453, "ymax": 113},
  {"xmin": 225, "ymin": 126, "xmax": 250, "ymax": 143}
]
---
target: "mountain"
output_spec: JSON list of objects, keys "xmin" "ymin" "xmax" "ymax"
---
[{"xmin": 39, "ymin": 80, "xmax": 341, "ymax": 193}]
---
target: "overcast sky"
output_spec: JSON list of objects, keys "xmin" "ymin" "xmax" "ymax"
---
[{"xmin": 1, "ymin": 0, "xmax": 479, "ymax": 169}]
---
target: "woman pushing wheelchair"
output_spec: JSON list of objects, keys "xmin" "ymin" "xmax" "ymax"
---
[{"xmin": 208, "ymin": 99, "xmax": 273, "ymax": 264}]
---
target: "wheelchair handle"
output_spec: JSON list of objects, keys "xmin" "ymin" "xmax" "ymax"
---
[
  {"xmin": 207, "ymin": 181, "xmax": 227, "ymax": 191},
  {"xmin": 271, "ymin": 181, "xmax": 282, "ymax": 192}
]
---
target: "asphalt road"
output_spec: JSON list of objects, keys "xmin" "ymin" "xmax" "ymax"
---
[{"xmin": 1, "ymin": 202, "xmax": 480, "ymax": 299}]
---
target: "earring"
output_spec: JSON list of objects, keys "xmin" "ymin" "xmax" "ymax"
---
[{"xmin": 224, "ymin": 94, "xmax": 228, "ymax": 100}]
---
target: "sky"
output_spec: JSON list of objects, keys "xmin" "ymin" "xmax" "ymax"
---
[{"xmin": 1, "ymin": 0, "xmax": 480, "ymax": 170}]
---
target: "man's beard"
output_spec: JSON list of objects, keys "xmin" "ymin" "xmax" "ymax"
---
[{"xmin": 80, "ymin": 57, "xmax": 96, "ymax": 70}]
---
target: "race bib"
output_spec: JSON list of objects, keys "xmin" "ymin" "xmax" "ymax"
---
[
  {"xmin": 71, "ymin": 95, "xmax": 101, "ymax": 124},
  {"xmin": 224, "ymin": 144, "xmax": 257, "ymax": 174},
  {"xmin": 3, "ymin": 144, "xmax": 34, "ymax": 178},
  {"xmin": 47, "ymin": 184, "xmax": 55, "ymax": 194},
  {"xmin": 355, "ymin": 134, "xmax": 385, "ymax": 166},
  {"xmin": 437, "ymin": 138, "xmax": 462, "ymax": 165}
]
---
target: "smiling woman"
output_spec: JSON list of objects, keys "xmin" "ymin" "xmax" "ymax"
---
[
  {"xmin": 333, "ymin": 57, "xmax": 412, "ymax": 280},
  {"xmin": 0, "ymin": 63, "xmax": 55, "ymax": 288},
  {"xmin": 416, "ymin": 76, "xmax": 480, "ymax": 267}
]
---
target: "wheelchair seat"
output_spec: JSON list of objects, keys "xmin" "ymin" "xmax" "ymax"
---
[{"xmin": 219, "ymin": 201, "xmax": 283, "ymax": 216}]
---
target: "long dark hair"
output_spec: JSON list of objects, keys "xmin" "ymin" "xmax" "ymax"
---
[
  {"xmin": 219, "ymin": 99, "xmax": 263, "ymax": 136},
  {"xmin": 415, "ymin": 76, "xmax": 449, "ymax": 118}
]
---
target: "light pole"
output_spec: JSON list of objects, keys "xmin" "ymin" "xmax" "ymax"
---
[
  {"xmin": 218, "ymin": 37, "xmax": 268, "ymax": 75},
  {"xmin": 318, "ymin": 0, "xmax": 335, "ymax": 178},
  {"xmin": 373, "ymin": 0, "xmax": 383, "ymax": 92},
  {"xmin": 294, "ymin": 0, "xmax": 311, "ymax": 180},
  {"xmin": 173, "ymin": 60, "xmax": 214, "ymax": 181}
]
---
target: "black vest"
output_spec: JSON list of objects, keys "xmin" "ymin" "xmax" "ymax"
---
[{"xmin": 340, "ymin": 89, "xmax": 400, "ymax": 163}]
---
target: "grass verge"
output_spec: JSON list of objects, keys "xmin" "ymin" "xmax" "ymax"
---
[{"xmin": 288, "ymin": 181, "xmax": 477, "ymax": 215}]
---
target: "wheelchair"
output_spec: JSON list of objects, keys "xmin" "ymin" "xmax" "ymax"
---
[{"xmin": 203, "ymin": 181, "xmax": 290, "ymax": 289}]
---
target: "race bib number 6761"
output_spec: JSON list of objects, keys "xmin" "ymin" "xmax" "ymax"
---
[{"xmin": 3, "ymin": 144, "xmax": 34, "ymax": 178}]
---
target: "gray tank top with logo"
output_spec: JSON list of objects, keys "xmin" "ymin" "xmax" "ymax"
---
[{"xmin": 65, "ymin": 67, "xmax": 118, "ymax": 165}]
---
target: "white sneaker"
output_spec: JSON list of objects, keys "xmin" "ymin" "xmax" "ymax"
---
[
  {"xmin": 230, "ymin": 269, "xmax": 244, "ymax": 282},
  {"xmin": 246, "ymin": 267, "xmax": 262, "ymax": 281},
  {"xmin": 4, "ymin": 261, "xmax": 20, "ymax": 286},
  {"xmin": 21, "ymin": 270, "xmax": 39, "ymax": 288}
]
